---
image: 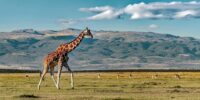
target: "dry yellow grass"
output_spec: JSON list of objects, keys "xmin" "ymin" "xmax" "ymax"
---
[{"xmin": 1, "ymin": 72, "xmax": 200, "ymax": 100}]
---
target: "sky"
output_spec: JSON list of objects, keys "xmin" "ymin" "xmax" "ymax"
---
[{"xmin": 0, "ymin": 0, "xmax": 200, "ymax": 38}]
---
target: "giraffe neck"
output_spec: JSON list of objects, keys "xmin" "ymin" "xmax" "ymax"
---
[
  {"xmin": 68, "ymin": 32, "xmax": 85, "ymax": 51},
  {"xmin": 56, "ymin": 31, "xmax": 85, "ymax": 54}
]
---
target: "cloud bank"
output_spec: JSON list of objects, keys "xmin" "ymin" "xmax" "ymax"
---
[{"xmin": 80, "ymin": 1, "xmax": 200, "ymax": 20}]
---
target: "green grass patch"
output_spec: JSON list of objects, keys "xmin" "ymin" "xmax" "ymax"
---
[{"xmin": 1, "ymin": 72, "xmax": 200, "ymax": 100}]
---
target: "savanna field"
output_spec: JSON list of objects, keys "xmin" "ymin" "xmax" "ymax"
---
[{"xmin": 1, "ymin": 72, "xmax": 200, "ymax": 100}]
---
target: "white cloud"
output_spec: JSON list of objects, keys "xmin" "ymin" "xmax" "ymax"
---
[
  {"xmin": 79, "ymin": 6, "xmax": 113, "ymax": 13},
  {"xmin": 174, "ymin": 10, "xmax": 198, "ymax": 18},
  {"xmin": 80, "ymin": 1, "xmax": 200, "ymax": 20},
  {"xmin": 87, "ymin": 10, "xmax": 123, "ymax": 20},
  {"xmin": 124, "ymin": 2, "xmax": 164, "ymax": 19},
  {"xmin": 149, "ymin": 24, "xmax": 158, "ymax": 29},
  {"xmin": 80, "ymin": 6, "xmax": 123, "ymax": 20}
]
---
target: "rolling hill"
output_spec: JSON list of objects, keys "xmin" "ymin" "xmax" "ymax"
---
[{"xmin": 0, "ymin": 28, "xmax": 200, "ymax": 70}]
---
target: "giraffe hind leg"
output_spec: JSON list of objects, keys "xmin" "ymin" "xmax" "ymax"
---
[
  {"xmin": 63, "ymin": 62, "xmax": 74, "ymax": 89},
  {"xmin": 70, "ymin": 72, "xmax": 74, "ymax": 89},
  {"xmin": 50, "ymin": 66, "xmax": 57, "ymax": 88}
]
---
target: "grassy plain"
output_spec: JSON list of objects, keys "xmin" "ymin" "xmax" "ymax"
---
[{"xmin": 1, "ymin": 72, "xmax": 200, "ymax": 100}]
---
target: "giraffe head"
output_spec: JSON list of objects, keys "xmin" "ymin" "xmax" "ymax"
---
[{"xmin": 83, "ymin": 27, "xmax": 93, "ymax": 38}]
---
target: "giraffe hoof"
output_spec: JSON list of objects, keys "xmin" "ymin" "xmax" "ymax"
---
[
  {"xmin": 56, "ymin": 88, "xmax": 60, "ymax": 90},
  {"xmin": 38, "ymin": 86, "xmax": 40, "ymax": 90},
  {"xmin": 56, "ymin": 86, "xmax": 60, "ymax": 90}
]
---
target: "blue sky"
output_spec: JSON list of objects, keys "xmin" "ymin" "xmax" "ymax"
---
[{"xmin": 0, "ymin": 0, "xmax": 200, "ymax": 38}]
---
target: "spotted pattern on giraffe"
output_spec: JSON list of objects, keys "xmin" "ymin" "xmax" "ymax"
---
[{"xmin": 38, "ymin": 27, "xmax": 93, "ymax": 90}]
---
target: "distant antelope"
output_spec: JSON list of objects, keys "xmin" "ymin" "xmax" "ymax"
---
[
  {"xmin": 117, "ymin": 74, "xmax": 119, "ymax": 79},
  {"xmin": 129, "ymin": 74, "xmax": 132, "ymax": 78},
  {"xmin": 25, "ymin": 74, "xmax": 29, "ymax": 78},
  {"xmin": 174, "ymin": 74, "xmax": 181, "ymax": 79},
  {"xmin": 152, "ymin": 74, "xmax": 158, "ymax": 79},
  {"xmin": 97, "ymin": 73, "xmax": 101, "ymax": 79}
]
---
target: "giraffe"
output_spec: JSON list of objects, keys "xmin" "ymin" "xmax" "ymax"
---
[{"xmin": 38, "ymin": 27, "xmax": 93, "ymax": 90}]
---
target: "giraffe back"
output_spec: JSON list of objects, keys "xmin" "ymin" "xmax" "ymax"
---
[{"xmin": 44, "ymin": 51, "xmax": 60, "ymax": 66}]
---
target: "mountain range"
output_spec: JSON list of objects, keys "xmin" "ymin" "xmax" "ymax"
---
[{"xmin": 0, "ymin": 28, "xmax": 200, "ymax": 70}]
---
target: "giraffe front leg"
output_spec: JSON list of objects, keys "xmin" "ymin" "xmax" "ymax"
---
[
  {"xmin": 56, "ymin": 57, "xmax": 64, "ymax": 90},
  {"xmin": 56, "ymin": 66, "xmax": 62, "ymax": 90},
  {"xmin": 38, "ymin": 67, "xmax": 48, "ymax": 90}
]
